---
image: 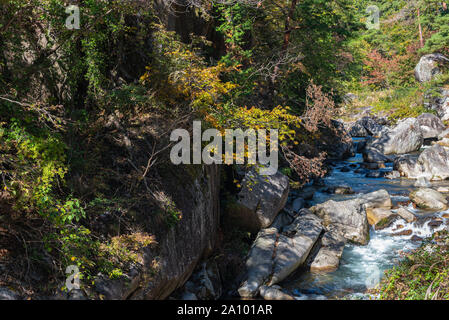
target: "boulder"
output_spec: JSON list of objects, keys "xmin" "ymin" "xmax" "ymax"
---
[
  {"xmin": 95, "ymin": 267, "xmax": 142, "ymax": 300},
  {"xmin": 238, "ymin": 228, "xmax": 278, "ymax": 298},
  {"xmin": 363, "ymin": 148, "xmax": 390, "ymax": 163},
  {"xmin": 359, "ymin": 117, "xmax": 385, "ymax": 136},
  {"xmin": 310, "ymin": 229, "xmax": 346, "ymax": 273},
  {"xmin": 415, "ymin": 54, "xmax": 449, "ymax": 83},
  {"xmin": 418, "ymin": 144, "xmax": 449, "ymax": 181},
  {"xmin": 396, "ymin": 144, "xmax": 449, "ymax": 180},
  {"xmin": 270, "ymin": 210, "xmax": 296, "ymax": 231},
  {"xmin": 394, "ymin": 154, "xmax": 423, "ymax": 179},
  {"xmin": 391, "ymin": 229, "xmax": 413, "ymax": 237},
  {"xmin": 369, "ymin": 118, "xmax": 423, "ymax": 155},
  {"xmin": 310, "ymin": 190, "xmax": 392, "ymax": 245},
  {"xmin": 232, "ymin": 170, "xmax": 289, "ymax": 232},
  {"xmin": 348, "ymin": 122, "xmax": 369, "ymax": 137},
  {"xmin": 359, "ymin": 189, "xmax": 393, "ymax": 209},
  {"xmin": 259, "ymin": 286, "xmax": 295, "ymax": 301},
  {"xmin": 269, "ymin": 213, "xmax": 323, "ymax": 285},
  {"xmin": 417, "ymin": 113, "xmax": 446, "ymax": 139},
  {"xmin": 410, "ymin": 188, "xmax": 448, "ymax": 211},
  {"xmin": 366, "ymin": 208, "xmax": 398, "ymax": 230},
  {"xmin": 396, "ymin": 207, "xmax": 416, "ymax": 223},
  {"xmin": 311, "ymin": 199, "xmax": 368, "ymax": 245}
]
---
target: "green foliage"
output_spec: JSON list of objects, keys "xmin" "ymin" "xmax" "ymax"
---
[
  {"xmin": 372, "ymin": 86, "xmax": 429, "ymax": 121},
  {"xmin": 420, "ymin": 0, "xmax": 449, "ymax": 54}
]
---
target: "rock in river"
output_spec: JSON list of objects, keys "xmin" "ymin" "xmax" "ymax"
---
[
  {"xmin": 311, "ymin": 190, "xmax": 391, "ymax": 245},
  {"xmin": 418, "ymin": 144, "xmax": 449, "ymax": 181},
  {"xmin": 396, "ymin": 207, "xmax": 416, "ymax": 223},
  {"xmin": 232, "ymin": 170, "xmax": 289, "ymax": 232},
  {"xmin": 366, "ymin": 208, "xmax": 398, "ymax": 230},
  {"xmin": 310, "ymin": 228, "xmax": 346, "ymax": 273},
  {"xmin": 259, "ymin": 286, "xmax": 295, "ymax": 301},
  {"xmin": 410, "ymin": 188, "xmax": 448, "ymax": 211},
  {"xmin": 363, "ymin": 148, "xmax": 390, "ymax": 164},
  {"xmin": 395, "ymin": 144, "xmax": 449, "ymax": 181},
  {"xmin": 238, "ymin": 228, "xmax": 278, "ymax": 298},
  {"xmin": 239, "ymin": 213, "xmax": 323, "ymax": 297},
  {"xmin": 417, "ymin": 113, "xmax": 446, "ymax": 139},
  {"xmin": 269, "ymin": 213, "xmax": 323, "ymax": 286},
  {"xmin": 368, "ymin": 118, "xmax": 423, "ymax": 155}
]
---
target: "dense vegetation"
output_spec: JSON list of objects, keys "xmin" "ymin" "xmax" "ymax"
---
[{"xmin": 0, "ymin": 0, "xmax": 448, "ymax": 298}]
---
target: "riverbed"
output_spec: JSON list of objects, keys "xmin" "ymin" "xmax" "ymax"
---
[{"xmin": 283, "ymin": 138, "xmax": 449, "ymax": 300}]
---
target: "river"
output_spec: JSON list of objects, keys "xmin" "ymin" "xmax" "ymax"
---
[{"xmin": 282, "ymin": 138, "xmax": 449, "ymax": 300}]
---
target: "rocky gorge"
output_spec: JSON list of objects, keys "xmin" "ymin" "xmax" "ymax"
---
[{"xmin": 226, "ymin": 106, "xmax": 449, "ymax": 300}]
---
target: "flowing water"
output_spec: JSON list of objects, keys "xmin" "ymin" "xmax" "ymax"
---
[{"xmin": 283, "ymin": 138, "xmax": 449, "ymax": 300}]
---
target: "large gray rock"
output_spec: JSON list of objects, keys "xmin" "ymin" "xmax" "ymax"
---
[
  {"xmin": 259, "ymin": 286, "xmax": 295, "ymax": 300},
  {"xmin": 418, "ymin": 144, "xmax": 449, "ymax": 181},
  {"xmin": 359, "ymin": 189, "xmax": 393, "ymax": 209},
  {"xmin": 363, "ymin": 148, "xmax": 390, "ymax": 163},
  {"xmin": 232, "ymin": 170, "xmax": 289, "ymax": 232},
  {"xmin": 394, "ymin": 145, "xmax": 449, "ymax": 181},
  {"xmin": 366, "ymin": 208, "xmax": 398, "ymax": 230},
  {"xmin": 410, "ymin": 188, "xmax": 448, "ymax": 211},
  {"xmin": 238, "ymin": 228, "xmax": 278, "ymax": 298},
  {"xmin": 396, "ymin": 207, "xmax": 416, "ymax": 223},
  {"xmin": 394, "ymin": 154, "xmax": 423, "ymax": 179},
  {"xmin": 415, "ymin": 54, "xmax": 449, "ymax": 83},
  {"xmin": 310, "ymin": 190, "xmax": 391, "ymax": 245},
  {"xmin": 269, "ymin": 213, "xmax": 323, "ymax": 285},
  {"xmin": 417, "ymin": 113, "xmax": 446, "ymax": 139},
  {"xmin": 369, "ymin": 118, "xmax": 423, "ymax": 155},
  {"xmin": 310, "ymin": 228, "xmax": 346, "ymax": 273},
  {"xmin": 359, "ymin": 117, "xmax": 385, "ymax": 136},
  {"xmin": 239, "ymin": 213, "xmax": 324, "ymax": 296},
  {"xmin": 311, "ymin": 199, "xmax": 367, "ymax": 245},
  {"xmin": 347, "ymin": 122, "xmax": 369, "ymax": 137},
  {"xmin": 438, "ymin": 127, "xmax": 449, "ymax": 140}
]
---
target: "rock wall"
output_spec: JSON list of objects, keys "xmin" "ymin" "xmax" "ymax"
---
[
  {"xmin": 93, "ymin": 164, "xmax": 221, "ymax": 300},
  {"xmin": 143, "ymin": 164, "xmax": 221, "ymax": 299}
]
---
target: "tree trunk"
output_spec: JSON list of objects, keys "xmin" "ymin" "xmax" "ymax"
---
[
  {"xmin": 418, "ymin": 8, "xmax": 424, "ymax": 48},
  {"xmin": 282, "ymin": 0, "xmax": 298, "ymax": 51}
]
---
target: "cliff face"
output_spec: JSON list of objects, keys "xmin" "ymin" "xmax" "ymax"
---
[
  {"xmin": 142, "ymin": 164, "xmax": 221, "ymax": 299},
  {"xmin": 91, "ymin": 164, "xmax": 221, "ymax": 300}
]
